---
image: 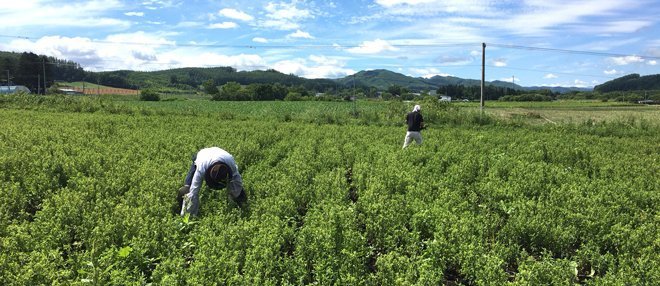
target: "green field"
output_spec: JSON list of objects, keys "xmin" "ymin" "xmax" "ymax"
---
[
  {"xmin": 457, "ymin": 100, "xmax": 660, "ymax": 125},
  {"xmin": 0, "ymin": 95, "xmax": 658, "ymax": 285}
]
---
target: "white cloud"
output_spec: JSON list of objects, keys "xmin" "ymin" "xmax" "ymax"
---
[
  {"xmin": 608, "ymin": 55, "xmax": 644, "ymax": 65},
  {"xmin": 346, "ymin": 39, "xmax": 399, "ymax": 54},
  {"xmin": 581, "ymin": 20, "xmax": 652, "ymax": 33},
  {"xmin": 492, "ymin": 58, "xmax": 507, "ymax": 67},
  {"xmin": 160, "ymin": 52, "xmax": 266, "ymax": 70},
  {"xmin": 5, "ymin": 36, "xmax": 101, "ymax": 68},
  {"xmin": 125, "ymin": 11, "xmax": 144, "ymax": 17},
  {"xmin": 141, "ymin": 0, "xmax": 181, "ymax": 9},
  {"xmin": 0, "ymin": 0, "xmax": 129, "ymax": 29},
  {"xmin": 544, "ymin": 73, "xmax": 558, "ymax": 79},
  {"xmin": 175, "ymin": 21, "xmax": 203, "ymax": 28},
  {"xmin": 252, "ymin": 37, "xmax": 268, "ymax": 43},
  {"xmin": 3, "ymin": 32, "xmax": 178, "ymax": 71},
  {"xmin": 603, "ymin": 69, "xmax": 619, "ymax": 75},
  {"xmin": 260, "ymin": 19, "xmax": 300, "ymax": 30},
  {"xmin": 498, "ymin": 0, "xmax": 647, "ymax": 36},
  {"xmin": 265, "ymin": 2, "xmax": 311, "ymax": 19},
  {"xmin": 259, "ymin": 2, "xmax": 313, "ymax": 30},
  {"xmin": 208, "ymin": 22, "xmax": 238, "ymax": 29},
  {"xmin": 102, "ymin": 31, "xmax": 174, "ymax": 45},
  {"xmin": 272, "ymin": 57, "xmax": 355, "ymax": 79},
  {"xmin": 573, "ymin": 79, "xmax": 588, "ymax": 87},
  {"xmin": 648, "ymin": 60, "xmax": 657, "ymax": 66},
  {"xmin": 422, "ymin": 73, "xmax": 452, "ymax": 78},
  {"xmin": 287, "ymin": 30, "xmax": 314, "ymax": 39},
  {"xmin": 309, "ymin": 55, "xmax": 341, "ymax": 66},
  {"xmin": 376, "ymin": 0, "xmax": 437, "ymax": 7},
  {"xmin": 3, "ymin": 33, "xmax": 356, "ymax": 77},
  {"xmin": 374, "ymin": 0, "xmax": 494, "ymax": 16},
  {"xmin": 409, "ymin": 68, "xmax": 451, "ymax": 78},
  {"xmin": 218, "ymin": 8, "xmax": 253, "ymax": 21}
]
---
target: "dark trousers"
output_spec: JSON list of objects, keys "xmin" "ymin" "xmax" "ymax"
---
[{"xmin": 184, "ymin": 153, "xmax": 197, "ymax": 186}]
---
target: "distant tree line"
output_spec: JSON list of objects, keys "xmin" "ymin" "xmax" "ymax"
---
[
  {"xmin": 1, "ymin": 51, "xmax": 100, "ymax": 93},
  {"xmin": 210, "ymin": 81, "xmax": 325, "ymax": 101},
  {"xmin": 593, "ymin": 73, "xmax": 660, "ymax": 93},
  {"xmin": 435, "ymin": 84, "xmax": 562, "ymax": 101},
  {"xmin": 558, "ymin": 90, "xmax": 660, "ymax": 102}
]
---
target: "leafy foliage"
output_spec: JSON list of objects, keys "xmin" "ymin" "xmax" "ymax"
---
[
  {"xmin": 139, "ymin": 89, "xmax": 161, "ymax": 101},
  {"xmin": 594, "ymin": 73, "xmax": 660, "ymax": 92},
  {"xmin": 0, "ymin": 96, "xmax": 658, "ymax": 285}
]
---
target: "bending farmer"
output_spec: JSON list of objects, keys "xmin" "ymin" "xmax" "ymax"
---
[
  {"xmin": 403, "ymin": 104, "xmax": 424, "ymax": 148},
  {"xmin": 178, "ymin": 147, "xmax": 246, "ymax": 216}
]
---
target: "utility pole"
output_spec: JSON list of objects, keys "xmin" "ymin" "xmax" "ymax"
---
[
  {"xmin": 42, "ymin": 58, "xmax": 47, "ymax": 94},
  {"xmin": 352, "ymin": 73, "xmax": 357, "ymax": 115},
  {"xmin": 511, "ymin": 75, "xmax": 515, "ymax": 95},
  {"xmin": 37, "ymin": 74, "xmax": 41, "ymax": 94},
  {"xmin": 5, "ymin": 70, "xmax": 9, "ymax": 92},
  {"xmin": 480, "ymin": 42, "xmax": 486, "ymax": 110}
]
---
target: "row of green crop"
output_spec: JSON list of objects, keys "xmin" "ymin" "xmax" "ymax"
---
[
  {"xmin": 3, "ymin": 93, "xmax": 659, "ymax": 138},
  {"xmin": 0, "ymin": 104, "xmax": 658, "ymax": 284}
]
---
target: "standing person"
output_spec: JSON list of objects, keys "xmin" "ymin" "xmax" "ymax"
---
[
  {"xmin": 177, "ymin": 147, "xmax": 246, "ymax": 216},
  {"xmin": 403, "ymin": 104, "xmax": 424, "ymax": 148}
]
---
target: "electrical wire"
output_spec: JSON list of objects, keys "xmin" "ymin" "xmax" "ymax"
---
[
  {"xmin": 3, "ymin": 34, "xmax": 656, "ymax": 81},
  {"xmin": 486, "ymin": 43, "xmax": 660, "ymax": 60},
  {"xmin": 484, "ymin": 65, "xmax": 617, "ymax": 79}
]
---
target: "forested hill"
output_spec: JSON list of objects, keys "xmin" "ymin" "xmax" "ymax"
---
[
  {"xmin": 334, "ymin": 69, "xmax": 526, "ymax": 91},
  {"xmin": 0, "ymin": 51, "xmax": 335, "ymax": 92},
  {"xmin": 594, "ymin": 73, "xmax": 660, "ymax": 92},
  {"xmin": 6, "ymin": 50, "xmax": 655, "ymax": 94},
  {"xmin": 96, "ymin": 67, "xmax": 338, "ymax": 91}
]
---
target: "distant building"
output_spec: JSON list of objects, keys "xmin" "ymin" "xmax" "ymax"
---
[
  {"xmin": 57, "ymin": 88, "xmax": 84, "ymax": 95},
  {"xmin": 0, "ymin": 85, "xmax": 31, "ymax": 94},
  {"xmin": 439, "ymin": 95, "xmax": 451, "ymax": 102},
  {"xmin": 637, "ymin": 99, "xmax": 659, "ymax": 105}
]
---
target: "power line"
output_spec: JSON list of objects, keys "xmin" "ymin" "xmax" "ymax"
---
[
  {"xmin": 3, "ymin": 34, "xmax": 655, "ymax": 82},
  {"xmin": 4, "ymin": 33, "xmax": 658, "ymax": 63},
  {"xmin": 485, "ymin": 65, "xmax": 616, "ymax": 79},
  {"xmin": 0, "ymin": 34, "xmax": 478, "ymax": 49},
  {"xmin": 3, "ymin": 33, "xmax": 657, "ymax": 61},
  {"xmin": 487, "ymin": 43, "xmax": 660, "ymax": 60}
]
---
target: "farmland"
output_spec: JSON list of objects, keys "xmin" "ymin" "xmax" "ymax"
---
[{"xmin": 0, "ymin": 94, "xmax": 658, "ymax": 285}]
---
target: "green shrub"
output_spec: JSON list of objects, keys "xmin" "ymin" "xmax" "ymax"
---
[{"xmin": 139, "ymin": 89, "xmax": 160, "ymax": 101}]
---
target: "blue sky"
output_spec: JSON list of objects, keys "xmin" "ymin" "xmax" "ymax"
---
[{"xmin": 0, "ymin": 0, "xmax": 658, "ymax": 87}]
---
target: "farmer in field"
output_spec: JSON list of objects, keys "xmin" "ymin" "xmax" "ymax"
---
[
  {"xmin": 177, "ymin": 147, "xmax": 246, "ymax": 216},
  {"xmin": 403, "ymin": 104, "xmax": 425, "ymax": 148}
]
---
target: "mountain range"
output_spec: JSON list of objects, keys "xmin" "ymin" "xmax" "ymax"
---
[
  {"xmin": 3, "ymin": 50, "xmax": 654, "ymax": 94},
  {"xmin": 335, "ymin": 69, "xmax": 592, "ymax": 93}
]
